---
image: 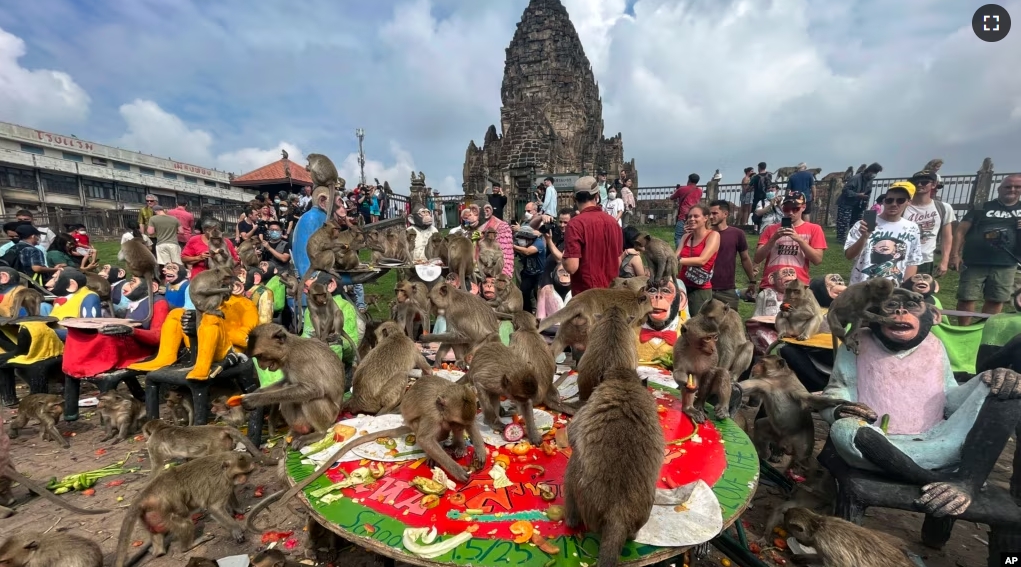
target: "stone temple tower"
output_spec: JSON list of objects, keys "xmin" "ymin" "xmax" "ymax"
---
[{"xmin": 462, "ymin": 0, "xmax": 636, "ymax": 206}]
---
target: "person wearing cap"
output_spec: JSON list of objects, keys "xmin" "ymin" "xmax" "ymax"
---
[
  {"xmin": 147, "ymin": 205, "xmax": 182, "ymax": 267},
  {"xmin": 595, "ymin": 171, "xmax": 609, "ymax": 206},
  {"xmin": 669, "ymin": 174, "xmax": 702, "ymax": 248},
  {"xmin": 488, "ymin": 183, "xmax": 508, "ymax": 221},
  {"xmin": 12, "ymin": 224, "xmax": 61, "ymax": 282},
  {"xmin": 138, "ymin": 194, "xmax": 158, "ymax": 233},
  {"xmin": 14, "ymin": 210, "xmax": 56, "ymax": 251},
  {"xmin": 844, "ymin": 181, "xmax": 923, "ymax": 286},
  {"xmin": 904, "ymin": 170, "xmax": 954, "ymax": 277},
  {"xmin": 753, "ymin": 191, "xmax": 826, "ymax": 293},
  {"xmin": 787, "ymin": 163, "xmax": 817, "ymax": 222},
  {"xmin": 513, "ymin": 226, "xmax": 546, "ymax": 313},
  {"xmin": 563, "ymin": 176, "xmax": 623, "ymax": 294},
  {"xmin": 950, "ymin": 173, "xmax": 1021, "ymax": 325}
]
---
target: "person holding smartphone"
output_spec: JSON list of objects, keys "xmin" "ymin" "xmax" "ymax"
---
[
  {"xmin": 753, "ymin": 191, "xmax": 826, "ymax": 293},
  {"xmin": 844, "ymin": 181, "xmax": 923, "ymax": 286}
]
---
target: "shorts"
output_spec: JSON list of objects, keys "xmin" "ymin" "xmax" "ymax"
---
[
  {"xmin": 803, "ymin": 201, "xmax": 813, "ymax": 216},
  {"xmin": 956, "ymin": 264, "xmax": 1015, "ymax": 303},
  {"xmin": 712, "ymin": 289, "xmax": 740, "ymax": 310},
  {"xmin": 155, "ymin": 242, "xmax": 182, "ymax": 265},
  {"xmin": 740, "ymin": 191, "xmax": 754, "ymax": 205}
]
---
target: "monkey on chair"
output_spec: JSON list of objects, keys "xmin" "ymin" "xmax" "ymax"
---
[
  {"xmin": 775, "ymin": 279, "xmax": 824, "ymax": 341},
  {"xmin": 120, "ymin": 236, "xmax": 159, "ymax": 325},
  {"xmin": 189, "ymin": 266, "xmax": 233, "ymax": 321},
  {"xmin": 307, "ymin": 281, "xmax": 355, "ymax": 350}
]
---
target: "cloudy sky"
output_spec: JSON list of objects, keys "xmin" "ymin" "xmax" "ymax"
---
[{"xmin": 0, "ymin": 0, "xmax": 1018, "ymax": 194}]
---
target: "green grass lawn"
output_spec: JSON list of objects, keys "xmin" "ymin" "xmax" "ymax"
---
[{"xmin": 90, "ymin": 226, "xmax": 968, "ymax": 323}]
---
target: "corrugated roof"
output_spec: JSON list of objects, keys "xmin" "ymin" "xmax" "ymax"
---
[{"xmin": 232, "ymin": 158, "xmax": 313, "ymax": 187}]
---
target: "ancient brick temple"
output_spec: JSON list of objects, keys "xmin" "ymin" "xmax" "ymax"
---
[{"xmin": 462, "ymin": 0, "xmax": 636, "ymax": 205}]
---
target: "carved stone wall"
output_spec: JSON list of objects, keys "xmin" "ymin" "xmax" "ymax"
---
[{"xmin": 463, "ymin": 0, "xmax": 635, "ymax": 202}]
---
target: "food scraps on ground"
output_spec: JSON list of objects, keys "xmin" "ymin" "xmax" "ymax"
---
[
  {"xmin": 449, "ymin": 493, "xmax": 466, "ymax": 506},
  {"xmin": 432, "ymin": 467, "xmax": 457, "ymax": 491},
  {"xmin": 411, "ymin": 477, "xmax": 447, "ymax": 495},
  {"xmin": 489, "ymin": 463, "xmax": 512, "ymax": 489},
  {"xmin": 537, "ymin": 483, "xmax": 556, "ymax": 501},
  {"xmin": 402, "ymin": 527, "xmax": 473, "ymax": 559},
  {"xmin": 545, "ymin": 505, "xmax": 564, "ymax": 522},
  {"xmin": 509, "ymin": 521, "xmax": 534, "ymax": 544},
  {"xmin": 531, "ymin": 532, "xmax": 558, "ymax": 554},
  {"xmin": 369, "ymin": 462, "xmax": 386, "ymax": 479},
  {"xmin": 260, "ymin": 531, "xmax": 293, "ymax": 544},
  {"xmin": 47, "ymin": 453, "xmax": 140, "ymax": 494}
]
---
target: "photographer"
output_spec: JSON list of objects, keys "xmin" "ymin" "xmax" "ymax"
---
[
  {"xmin": 951, "ymin": 173, "xmax": 1021, "ymax": 325},
  {"xmin": 539, "ymin": 208, "xmax": 574, "ymax": 288},
  {"xmin": 514, "ymin": 226, "xmax": 546, "ymax": 313}
]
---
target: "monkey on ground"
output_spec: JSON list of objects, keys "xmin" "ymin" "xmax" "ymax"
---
[
  {"xmin": 346, "ymin": 321, "xmax": 433, "ymax": 415},
  {"xmin": 784, "ymin": 508, "xmax": 915, "ymax": 567},
  {"xmin": 209, "ymin": 395, "xmax": 284, "ymax": 438},
  {"xmin": 163, "ymin": 388, "xmax": 194, "ymax": 427},
  {"xmin": 251, "ymin": 548, "xmax": 303, "ymax": 567},
  {"xmin": 7, "ymin": 394, "xmax": 70, "ymax": 448},
  {"xmin": 189, "ymin": 265, "xmax": 233, "ymax": 320},
  {"xmin": 1, "ymin": 405, "xmax": 108, "ymax": 517},
  {"xmin": 538, "ymin": 287, "xmax": 652, "ymax": 362},
  {"xmin": 0, "ymin": 532, "xmax": 103, "ymax": 567},
  {"xmin": 422, "ymin": 281, "xmax": 499, "ymax": 367},
  {"xmin": 113, "ymin": 452, "xmax": 255, "ymax": 567},
  {"xmin": 444, "ymin": 233, "xmax": 476, "ymax": 292},
  {"xmin": 575, "ymin": 305, "xmax": 645, "ymax": 403},
  {"xmin": 564, "ymin": 369, "xmax": 664, "ymax": 567},
  {"xmin": 185, "ymin": 558, "xmax": 219, "ymax": 567},
  {"xmin": 247, "ymin": 375, "xmax": 486, "ymax": 531},
  {"xmin": 697, "ymin": 298, "xmax": 754, "ymax": 377},
  {"xmin": 426, "ymin": 232, "xmax": 449, "ymax": 264},
  {"xmin": 393, "ymin": 280, "xmax": 431, "ymax": 338},
  {"xmin": 775, "ymin": 279, "xmax": 824, "ymax": 341},
  {"xmin": 142, "ymin": 420, "xmax": 275, "ymax": 470},
  {"xmin": 97, "ymin": 389, "xmax": 145, "ymax": 444},
  {"xmin": 826, "ymin": 278, "xmax": 899, "ymax": 354},
  {"xmin": 307, "ymin": 281, "xmax": 355, "ymax": 349},
  {"xmin": 737, "ymin": 356, "xmax": 846, "ymax": 475},
  {"xmin": 120, "ymin": 236, "xmax": 158, "ymax": 325},
  {"xmin": 241, "ymin": 324, "xmax": 348, "ymax": 449},
  {"xmin": 640, "ymin": 233, "xmax": 677, "ymax": 287},
  {"xmin": 672, "ymin": 317, "xmax": 732, "ymax": 423},
  {"xmin": 477, "ymin": 227, "xmax": 504, "ymax": 278},
  {"xmin": 487, "ymin": 274, "xmax": 523, "ymax": 316}
]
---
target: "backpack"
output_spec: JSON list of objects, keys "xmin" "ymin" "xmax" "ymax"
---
[{"xmin": 0, "ymin": 242, "xmax": 29, "ymax": 272}]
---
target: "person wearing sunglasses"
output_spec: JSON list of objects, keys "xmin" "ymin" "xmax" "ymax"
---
[
  {"xmin": 844, "ymin": 181, "xmax": 923, "ymax": 285},
  {"xmin": 753, "ymin": 191, "xmax": 826, "ymax": 294}
]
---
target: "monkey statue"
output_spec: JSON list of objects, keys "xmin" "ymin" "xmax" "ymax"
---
[
  {"xmin": 635, "ymin": 278, "xmax": 690, "ymax": 366},
  {"xmin": 0, "ymin": 267, "xmax": 44, "ymax": 319},
  {"xmin": 406, "ymin": 196, "xmax": 438, "ymax": 262},
  {"xmin": 46, "ymin": 268, "xmax": 101, "ymax": 329},
  {"xmin": 900, "ymin": 273, "xmax": 939, "ymax": 306}
]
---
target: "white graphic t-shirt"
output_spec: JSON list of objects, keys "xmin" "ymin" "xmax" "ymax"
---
[
  {"xmin": 605, "ymin": 198, "xmax": 625, "ymax": 226},
  {"xmin": 904, "ymin": 201, "xmax": 953, "ymax": 263},
  {"xmin": 846, "ymin": 217, "xmax": 924, "ymax": 285}
]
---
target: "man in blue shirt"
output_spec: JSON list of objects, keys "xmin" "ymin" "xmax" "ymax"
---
[
  {"xmin": 787, "ymin": 163, "xmax": 817, "ymax": 221},
  {"xmin": 513, "ymin": 226, "xmax": 547, "ymax": 314}
]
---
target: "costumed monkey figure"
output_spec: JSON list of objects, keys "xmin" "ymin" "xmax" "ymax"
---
[
  {"xmin": 822, "ymin": 287, "xmax": 1021, "ymax": 517},
  {"xmin": 406, "ymin": 203, "xmax": 437, "ymax": 262},
  {"xmin": 636, "ymin": 278, "xmax": 689, "ymax": 366},
  {"xmin": 101, "ymin": 264, "xmax": 130, "ymax": 317},
  {"xmin": 161, "ymin": 262, "xmax": 190, "ymax": 309},
  {"xmin": 0, "ymin": 267, "xmax": 44, "ymax": 319},
  {"xmin": 239, "ymin": 266, "xmax": 277, "ymax": 325},
  {"xmin": 901, "ymin": 273, "xmax": 939, "ymax": 306}
]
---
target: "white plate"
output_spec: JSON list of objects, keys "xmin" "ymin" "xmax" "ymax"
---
[
  {"xmin": 555, "ymin": 364, "xmax": 570, "ymax": 374},
  {"xmin": 635, "ymin": 480, "xmax": 723, "ymax": 547},
  {"xmin": 300, "ymin": 414, "xmax": 407, "ymax": 465},
  {"xmin": 476, "ymin": 405, "xmax": 554, "ymax": 447},
  {"xmin": 78, "ymin": 397, "xmax": 99, "ymax": 407},
  {"xmin": 639, "ymin": 366, "xmax": 678, "ymax": 389},
  {"xmin": 409, "ymin": 368, "xmax": 465, "ymax": 382},
  {"xmin": 556, "ymin": 372, "xmax": 580, "ymax": 401}
]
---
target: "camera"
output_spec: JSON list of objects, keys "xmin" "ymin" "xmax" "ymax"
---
[
  {"xmin": 984, "ymin": 227, "xmax": 1011, "ymax": 247},
  {"xmin": 538, "ymin": 221, "xmax": 554, "ymax": 235}
]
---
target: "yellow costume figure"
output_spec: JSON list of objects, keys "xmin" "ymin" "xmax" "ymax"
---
[
  {"xmin": 635, "ymin": 279, "xmax": 689, "ymax": 367},
  {"xmin": 129, "ymin": 295, "xmax": 258, "ymax": 379},
  {"xmin": 50, "ymin": 288, "xmax": 98, "ymax": 320},
  {"xmin": 247, "ymin": 285, "xmax": 275, "ymax": 325},
  {"xmin": 4, "ymin": 322, "xmax": 63, "ymax": 365}
]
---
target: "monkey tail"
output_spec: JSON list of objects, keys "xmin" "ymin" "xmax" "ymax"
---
[
  {"xmin": 543, "ymin": 394, "xmax": 577, "ymax": 416},
  {"xmin": 113, "ymin": 500, "xmax": 144, "ymax": 567},
  {"xmin": 536, "ymin": 304, "xmax": 579, "ymax": 334},
  {"xmin": 292, "ymin": 268, "xmax": 315, "ymax": 334},
  {"xmin": 225, "ymin": 427, "xmax": 277, "ymax": 466},
  {"xmin": 597, "ymin": 522, "xmax": 630, "ymax": 567},
  {"xmin": 5, "ymin": 468, "xmax": 111, "ymax": 515},
  {"xmin": 245, "ymin": 425, "xmax": 412, "ymax": 533}
]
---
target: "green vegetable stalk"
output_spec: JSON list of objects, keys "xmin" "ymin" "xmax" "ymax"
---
[
  {"xmin": 652, "ymin": 353, "xmax": 673, "ymax": 370},
  {"xmin": 46, "ymin": 452, "xmax": 140, "ymax": 494},
  {"xmin": 880, "ymin": 414, "xmax": 890, "ymax": 435}
]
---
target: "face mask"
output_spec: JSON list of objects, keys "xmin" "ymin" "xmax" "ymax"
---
[
  {"xmin": 78, "ymin": 229, "xmax": 87, "ymax": 235},
  {"xmin": 524, "ymin": 212, "xmax": 533, "ymax": 220},
  {"xmin": 274, "ymin": 199, "xmax": 281, "ymax": 204},
  {"xmin": 462, "ymin": 220, "xmax": 472, "ymax": 228},
  {"xmin": 267, "ymin": 230, "xmax": 282, "ymax": 240},
  {"xmin": 609, "ymin": 193, "xmax": 617, "ymax": 199},
  {"xmin": 766, "ymin": 192, "xmax": 776, "ymax": 200}
]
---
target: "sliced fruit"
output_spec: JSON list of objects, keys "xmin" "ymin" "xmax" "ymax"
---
[
  {"xmin": 421, "ymin": 495, "xmax": 440, "ymax": 509},
  {"xmin": 509, "ymin": 520, "xmax": 534, "ymax": 544},
  {"xmin": 531, "ymin": 532, "xmax": 558, "ymax": 554},
  {"xmin": 410, "ymin": 477, "xmax": 447, "ymax": 495},
  {"xmin": 545, "ymin": 505, "xmax": 564, "ymax": 522},
  {"xmin": 503, "ymin": 422, "xmax": 525, "ymax": 442},
  {"xmin": 226, "ymin": 395, "xmax": 244, "ymax": 407}
]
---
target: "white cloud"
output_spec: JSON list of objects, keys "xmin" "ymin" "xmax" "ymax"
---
[
  {"xmin": 117, "ymin": 99, "xmax": 213, "ymax": 165},
  {"xmin": 216, "ymin": 142, "xmax": 304, "ymax": 176},
  {"xmin": 0, "ymin": 26, "xmax": 90, "ymax": 130},
  {"xmin": 338, "ymin": 141, "xmax": 418, "ymax": 191}
]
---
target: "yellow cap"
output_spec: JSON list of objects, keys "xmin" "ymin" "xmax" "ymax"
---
[{"xmin": 888, "ymin": 181, "xmax": 916, "ymax": 199}]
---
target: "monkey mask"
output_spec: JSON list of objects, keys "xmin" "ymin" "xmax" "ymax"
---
[
  {"xmin": 244, "ymin": 267, "xmax": 271, "ymax": 290},
  {"xmin": 551, "ymin": 263, "xmax": 571, "ymax": 299},
  {"xmin": 122, "ymin": 276, "xmax": 157, "ymax": 302},
  {"xmin": 162, "ymin": 262, "xmax": 186, "ymax": 286},
  {"xmin": 901, "ymin": 273, "xmax": 939, "ymax": 305},
  {"xmin": 47, "ymin": 268, "xmax": 86, "ymax": 297},
  {"xmin": 411, "ymin": 206, "xmax": 433, "ymax": 229},
  {"xmin": 867, "ymin": 287, "xmax": 937, "ymax": 352},
  {"xmin": 0, "ymin": 267, "xmax": 20, "ymax": 295},
  {"xmin": 645, "ymin": 279, "xmax": 687, "ymax": 331},
  {"xmin": 808, "ymin": 274, "xmax": 846, "ymax": 308},
  {"xmin": 305, "ymin": 272, "xmax": 340, "ymax": 296},
  {"xmin": 103, "ymin": 264, "xmax": 127, "ymax": 285}
]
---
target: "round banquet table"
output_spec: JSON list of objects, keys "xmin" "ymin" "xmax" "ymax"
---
[{"xmin": 282, "ymin": 370, "xmax": 759, "ymax": 567}]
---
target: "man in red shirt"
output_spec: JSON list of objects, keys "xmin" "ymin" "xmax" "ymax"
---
[
  {"xmin": 166, "ymin": 201, "xmax": 195, "ymax": 246},
  {"xmin": 753, "ymin": 191, "xmax": 826, "ymax": 294},
  {"xmin": 563, "ymin": 176, "xmax": 623, "ymax": 294},
  {"xmin": 669, "ymin": 173, "xmax": 702, "ymax": 247}
]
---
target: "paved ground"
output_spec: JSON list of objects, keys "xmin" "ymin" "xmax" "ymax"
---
[{"xmin": 1, "ymin": 379, "xmax": 1000, "ymax": 567}]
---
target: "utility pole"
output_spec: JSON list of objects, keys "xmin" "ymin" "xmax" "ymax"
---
[{"xmin": 355, "ymin": 128, "xmax": 367, "ymax": 186}]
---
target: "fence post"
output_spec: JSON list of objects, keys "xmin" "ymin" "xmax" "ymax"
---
[
  {"xmin": 970, "ymin": 157, "xmax": 995, "ymax": 208},
  {"xmin": 706, "ymin": 179, "xmax": 720, "ymax": 203},
  {"xmin": 825, "ymin": 177, "xmax": 844, "ymax": 228}
]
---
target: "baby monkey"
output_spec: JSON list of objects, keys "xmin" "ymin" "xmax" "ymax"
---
[
  {"xmin": 0, "ymin": 532, "xmax": 103, "ymax": 567},
  {"xmin": 307, "ymin": 281, "xmax": 355, "ymax": 350},
  {"xmin": 163, "ymin": 389, "xmax": 193, "ymax": 427},
  {"xmin": 97, "ymin": 390, "xmax": 145, "ymax": 444}
]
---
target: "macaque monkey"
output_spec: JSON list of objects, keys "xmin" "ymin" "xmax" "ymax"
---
[
  {"xmin": 237, "ymin": 238, "xmax": 261, "ymax": 268},
  {"xmin": 113, "ymin": 453, "xmax": 255, "ymax": 567},
  {"xmin": 336, "ymin": 242, "xmax": 360, "ymax": 270},
  {"xmin": 0, "ymin": 532, "xmax": 103, "ymax": 567},
  {"xmin": 306, "ymin": 153, "xmax": 340, "ymax": 192},
  {"xmin": 444, "ymin": 234, "xmax": 476, "ymax": 292},
  {"xmin": 738, "ymin": 356, "xmax": 846, "ymax": 475},
  {"xmin": 205, "ymin": 227, "xmax": 234, "ymax": 271},
  {"xmin": 697, "ymin": 298, "xmax": 754, "ymax": 377},
  {"xmin": 393, "ymin": 280, "xmax": 431, "ymax": 338},
  {"xmin": 364, "ymin": 229, "xmax": 386, "ymax": 265},
  {"xmin": 424, "ymin": 281, "xmax": 499, "ymax": 367},
  {"xmin": 508, "ymin": 312, "xmax": 567, "ymax": 416},
  {"xmin": 141, "ymin": 420, "xmax": 274, "ymax": 469},
  {"xmin": 295, "ymin": 218, "xmax": 351, "ymax": 319},
  {"xmin": 549, "ymin": 314, "xmax": 590, "ymax": 372},
  {"xmin": 163, "ymin": 389, "xmax": 194, "ymax": 427},
  {"xmin": 425, "ymin": 232, "xmax": 449, "ymax": 264},
  {"xmin": 672, "ymin": 318, "xmax": 732, "ymax": 423},
  {"xmin": 307, "ymin": 282, "xmax": 354, "ymax": 349},
  {"xmin": 641, "ymin": 234, "xmax": 678, "ymax": 287},
  {"xmin": 210, "ymin": 395, "xmax": 246, "ymax": 428},
  {"xmin": 185, "ymin": 558, "xmax": 220, "ymax": 567},
  {"xmin": 775, "ymin": 279, "xmax": 824, "ymax": 341},
  {"xmin": 120, "ymin": 236, "xmax": 158, "ymax": 324},
  {"xmin": 83, "ymin": 270, "xmax": 112, "ymax": 313},
  {"xmin": 242, "ymin": 324, "xmax": 348, "ymax": 449},
  {"xmin": 189, "ymin": 266, "xmax": 233, "ymax": 320},
  {"xmin": 539, "ymin": 287, "xmax": 651, "ymax": 365},
  {"xmin": 564, "ymin": 370, "xmax": 664, "ymax": 567},
  {"xmin": 784, "ymin": 508, "xmax": 915, "ymax": 567},
  {"xmin": 383, "ymin": 226, "xmax": 411, "ymax": 263},
  {"xmin": 7, "ymin": 394, "xmax": 69, "ymax": 448},
  {"xmin": 827, "ymin": 278, "xmax": 900, "ymax": 354},
  {"xmin": 251, "ymin": 548, "xmax": 303, "ymax": 567},
  {"xmin": 247, "ymin": 375, "xmax": 486, "ymax": 531},
  {"xmin": 575, "ymin": 306, "xmax": 644, "ymax": 403},
  {"xmin": 488, "ymin": 274, "xmax": 523, "ymax": 316},
  {"xmin": 610, "ymin": 276, "xmax": 649, "ymax": 295},
  {"xmin": 347, "ymin": 321, "xmax": 433, "ymax": 415},
  {"xmin": 97, "ymin": 390, "xmax": 145, "ymax": 444},
  {"xmin": 477, "ymin": 228, "xmax": 504, "ymax": 278}
]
